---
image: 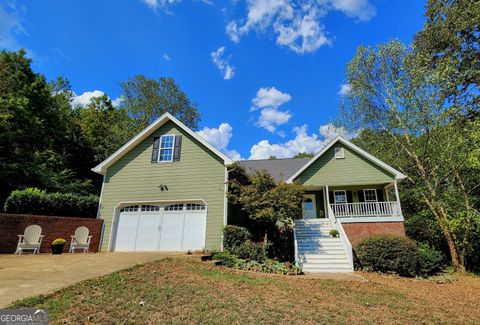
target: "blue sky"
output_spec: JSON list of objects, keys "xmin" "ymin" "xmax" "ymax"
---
[{"xmin": 0, "ymin": 0, "xmax": 426, "ymax": 160}]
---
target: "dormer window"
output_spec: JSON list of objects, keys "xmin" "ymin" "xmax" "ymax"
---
[
  {"xmin": 159, "ymin": 135, "xmax": 175, "ymax": 162},
  {"xmin": 334, "ymin": 147, "xmax": 345, "ymax": 159}
]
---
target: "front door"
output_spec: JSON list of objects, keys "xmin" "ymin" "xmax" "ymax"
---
[{"xmin": 302, "ymin": 194, "xmax": 317, "ymax": 219}]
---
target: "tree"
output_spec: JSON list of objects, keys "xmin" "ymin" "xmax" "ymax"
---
[
  {"xmin": 120, "ymin": 75, "xmax": 201, "ymax": 131},
  {"xmin": 413, "ymin": 0, "xmax": 480, "ymax": 110},
  {"xmin": 228, "ymin": 170, "xmax": 305, "ymax": 243},
  {"xmin": 294, "ymin": 152, "xmax": 314, "ymax": 158},
  {"xmin": 0, "ymin": 50, "xmax": 71, "ymax": 204},
  {"xmin": 340, "ymin": 40, "xmax": 480, "ymax": 272},
  {"xmin": 76, "ymin": 95, "xmax": 135, "ymax": 164}
]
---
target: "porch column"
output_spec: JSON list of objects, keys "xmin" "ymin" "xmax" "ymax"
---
[
  {"xmin": 325, "ymin": 185, "xmax": 331, "ymax": 218},
  {"xmin": 393, "ymin": 180, "xmax": 403, "ymax": 216}
]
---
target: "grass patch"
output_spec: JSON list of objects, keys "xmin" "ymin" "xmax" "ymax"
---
[{"xmin": 8, "ymin": 257, "xmax": 480, "ymax": 324}]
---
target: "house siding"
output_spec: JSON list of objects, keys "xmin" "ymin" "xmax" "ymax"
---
[
  {"xmin": 296, "ymin": 144, "xmax": 395, "ymax": 186},
  {"xmin": 98, "ymin": 121, "xmax": 226, "ymax": 251}
]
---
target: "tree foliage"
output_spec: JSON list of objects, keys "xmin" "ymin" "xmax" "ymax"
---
[
  {"xmin": 120, "ymin": 75, "xmax": 201, "ymax": 130},
  {"xmin": 342, "ymin": 39, "xmax": 480, "ymax": 272},
  {"xmin": 228, "ymin": 169, "xmax": 304, "ymax": 230},
  {"xmin": 413, "ymin": 0, "xmax": 480, "ymax": 110},
  {"xmin": 293, "ymin": 152, "xmax": 314, "ymax": 158}
]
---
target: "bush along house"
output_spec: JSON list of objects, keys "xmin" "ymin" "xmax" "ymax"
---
[{"xmin": 93, "ymin": 112, "xmax": 406, "ymax": 273}]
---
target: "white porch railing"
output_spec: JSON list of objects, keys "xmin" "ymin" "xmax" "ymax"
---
[{"xmin": 330, "ymin": 201, "xmax": 401, "ymax": 218}]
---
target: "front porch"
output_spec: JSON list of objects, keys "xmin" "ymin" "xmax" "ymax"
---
[{"xmin": 302, "ymin": 181, "xmax": 403, "ymax": 222}]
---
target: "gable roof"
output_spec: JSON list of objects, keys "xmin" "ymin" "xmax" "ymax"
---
[
  {"xmin": 286, "ymin": 136, "xmax": 407, "ymax": 183},
  {"xmin": 238, "ymin": 157, "xmax": 311, "ymax": 182},
  {"xmin": 92, "ymin": 112, "xmax": 233, "ymax": 175}
]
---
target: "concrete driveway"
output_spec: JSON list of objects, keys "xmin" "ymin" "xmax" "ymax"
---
[{"xmin": 0, "ymin": 252, "xmax": 182, "ymax": 307}]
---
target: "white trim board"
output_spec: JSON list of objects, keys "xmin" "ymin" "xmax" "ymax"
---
[
  {"xmin": 337, "ymin": 216, "xmax": 404, "ymax": 223},
  {"xmin": 286, "ymin": 136, "xmax": 407, "ymax": 183},
  {"xmin": 92, "ymin": 112, "xmax": 233, "ymax": 175}
]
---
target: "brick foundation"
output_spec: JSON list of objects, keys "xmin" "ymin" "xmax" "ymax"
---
[
  {"xmin": 342, "ymin": 221, "xmax": 405, "ymax": 245},
  {"xmin": 0, "ymin": 214, "xmax": 103, "ymax": 254}
]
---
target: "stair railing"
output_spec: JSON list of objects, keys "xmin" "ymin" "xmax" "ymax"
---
[
  {"xmin": 328, "ymin": 205, "xmax": 353, "ymax": 268},
  {"xmin": 292, "ymin": 220, "xmax": 299, "ymax": 267}
]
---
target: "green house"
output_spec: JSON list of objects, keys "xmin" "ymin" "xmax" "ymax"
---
[{"xmin": 94, "ymin": 112, "xmax": 407, "ymax": 273}]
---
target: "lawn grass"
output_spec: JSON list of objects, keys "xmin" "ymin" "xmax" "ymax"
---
[{"xmin": 9, "ymin": 257, "xmax": 480, "ymax": 324}]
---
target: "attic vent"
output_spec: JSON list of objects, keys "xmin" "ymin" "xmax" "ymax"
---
[{"xmin": 334, "ymin": 147, "xmax": 345, "ymax": 159}]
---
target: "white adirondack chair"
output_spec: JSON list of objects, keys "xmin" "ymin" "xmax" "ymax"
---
[
  {"xmin": 69, "ymin": 227, "xmax": 92, "ymax": 253},
  {"xmin": 15, "ymin": 225, "xmax": 44, "ymax": 254}
]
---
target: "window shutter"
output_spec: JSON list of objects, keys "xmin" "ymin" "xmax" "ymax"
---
[
  {"xmin": 151, "ymin": 137, "xmax": 160, "ymax": 162},
  {"xmin": 358, "ymin": 190, "xmax": 364, "ymax": 202},
  {"xmin": 346, "ymin": 191, "xmax": 353, "ymax": 203},
  {"xmin": 376, "ymin": 189, "xmax": 384, "ymax": 202},
  {"xmin": 173, "ymin": 135, "xmax": 182, "ymax": 161}
]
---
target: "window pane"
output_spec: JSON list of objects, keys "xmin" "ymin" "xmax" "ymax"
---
[
  {"xmin": 304, "ymin": 198, "xmax": 314, "ymax": 210},
  {"xmin": 159, "ymin": 149, "xmax": 173, "ymax": 161},
  {"xmin": 334, "ymin": 191, "xmax": 346, "ymax": 203}
]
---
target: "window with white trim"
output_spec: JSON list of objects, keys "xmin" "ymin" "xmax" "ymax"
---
[
  {"xmin": 333, "ymin": 190, "xmax": 347, "ymax": 203},
  {"xmin": 165, "ymin": 204, "xmax": 184, "ymax": 211},
  {"xmin": 334, "ymin": 147, "xmax": 345, "ymax": 159},
  {"xmin": 120, "ymin": 205, "xmax": 139, "ymax": 212},
  {"xmin": 141, "ymin": 205, "xmax": 161, "ymax": 212},
  {"xmin": 186, "ymin": 203, "xmax": 206, "ymax": 211},
  {"xmin": 158, "ymin": 135, "xmax": 175, "ymax": 162},
  {"xmin": 363, "ymin": 189, "xmax": 378, "ymax": 202}
]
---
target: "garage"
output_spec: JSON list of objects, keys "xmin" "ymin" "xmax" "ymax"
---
[{"xmin": 113, "ymin": 202, "xmax": 207, "ymax": 252}]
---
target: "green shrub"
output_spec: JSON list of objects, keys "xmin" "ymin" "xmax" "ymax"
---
[
  {"xmin": 418, "ymin": 243, "xmax": 445, "ymax": 277},
  {"xmin": 269, "ymin": 227, "xmax": 294, "ymax": 262},
  {"xmin": 4, "ymin": 188, "xmax": 98, "ymax": 218},
  {"xmin": 233, "ymin": 240, "xmax": 270, "ymax": 263},
  {"xmin": 355, "ymin": 235, "xmax": 421, "ymax": 277},
  {"xmin": 211, "ymin": 251, "xmax": 242, "ymax": 268},
  {"xmin": 223, "ymin": 225, "xmax": 251, "ymax": 251},
  {"xmin": 329, "ymin": 229, "xmax": 339, "ymax": 237}
]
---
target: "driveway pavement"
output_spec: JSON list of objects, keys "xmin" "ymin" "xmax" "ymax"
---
[{"xmin": 0, "ymin": 252, "xmax": 182, "ymax": 307}]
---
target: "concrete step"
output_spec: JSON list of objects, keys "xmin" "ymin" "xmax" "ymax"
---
[
  {"xmin": 302, "ymin": 254, "xmax": 348, "ymax": 259},
  {"xmin": 298, "ymin": 248, "xmax": 346, "ymax": 254},
  {"xmin": 303, "ymin": 258, "xmax": 349, "ymax": 264},
  {"xmin": 302, "ymin": 267, "xmax": 353, "ymax": 273}
]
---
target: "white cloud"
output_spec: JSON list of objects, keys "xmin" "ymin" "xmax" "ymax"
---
[
  {"xmin": 226, "ymin": 0, "xmax": 375, "ymax": 54},
  {"xmin": 197, "ymin": 123, "xmax": 242, "ymax": 160},
  {"xmin": 320, "ymin": 0, "xmax": 376, "ymax": 21},
  {"xmin": 210, "ymin": 46, "xmax": 236, "ymax": 80},
  {"xmin": 249, "ymin": 123, "xmax": 356, "ymax": 159},
  {"xmin": 250, "ymin": 86, "xmax": 292, "ymax": 133},
  {"xmin": 141, "ymin": 0, "xmax": 180, "ymax": 11},
  {"xmin": 72, "ymin": 90, "xmax": 123, "ymax": 108},
  {"xmin": 338, "ymin": 83, "xmax": 351, "ymax": 96},
  {"xmin": 111, "ymin": 96, "xmax": 124, "ymax": 107},
  {"xmin": 163, "ymin": 54, "xmax": 171, "ymax": 61},
  {"xmin": 251, "ymin": 86, "xmax": 292, "ymax": 111},
  {"xmin": 0, "ymin": 2, "xmax": 35, "ymax": 55},
  {"xmin": 256, "ymin": 108, "xmax": 292, "ymax": 133}
]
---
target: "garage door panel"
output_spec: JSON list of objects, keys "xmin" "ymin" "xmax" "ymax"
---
[
  {"xmin": 182, "ymin": 212, "xmax": 207, "ymax": 250},
  {"xmin": 135, "ymin": 214, "xmax": 161, "ymax": 251},
  {"xmin": 115, "ymin": 214, "xmax": 139, "ymax": 252}
]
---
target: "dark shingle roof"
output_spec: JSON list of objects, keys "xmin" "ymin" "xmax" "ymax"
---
[{"xmin": 238, "ymin": 157, "xmax": 311, "ymax": 182}]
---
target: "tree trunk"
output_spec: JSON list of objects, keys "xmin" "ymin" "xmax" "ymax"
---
[{"xmin": 422, "ymin": 194, "xmax": 465, "ymax": 272}]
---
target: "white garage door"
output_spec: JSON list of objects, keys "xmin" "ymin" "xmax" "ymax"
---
[{"xmin": 113, "ymin": 203, "xmax": 206, "ymax": 252}]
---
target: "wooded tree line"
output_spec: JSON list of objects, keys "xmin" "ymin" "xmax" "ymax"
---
[
  {"xmin": 0, "ymin": 49, "xmax": 200, "ymax": 207},
  {"xmin": 341, "ymin": 0, "xmax": 479, "ymax": 272}
]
